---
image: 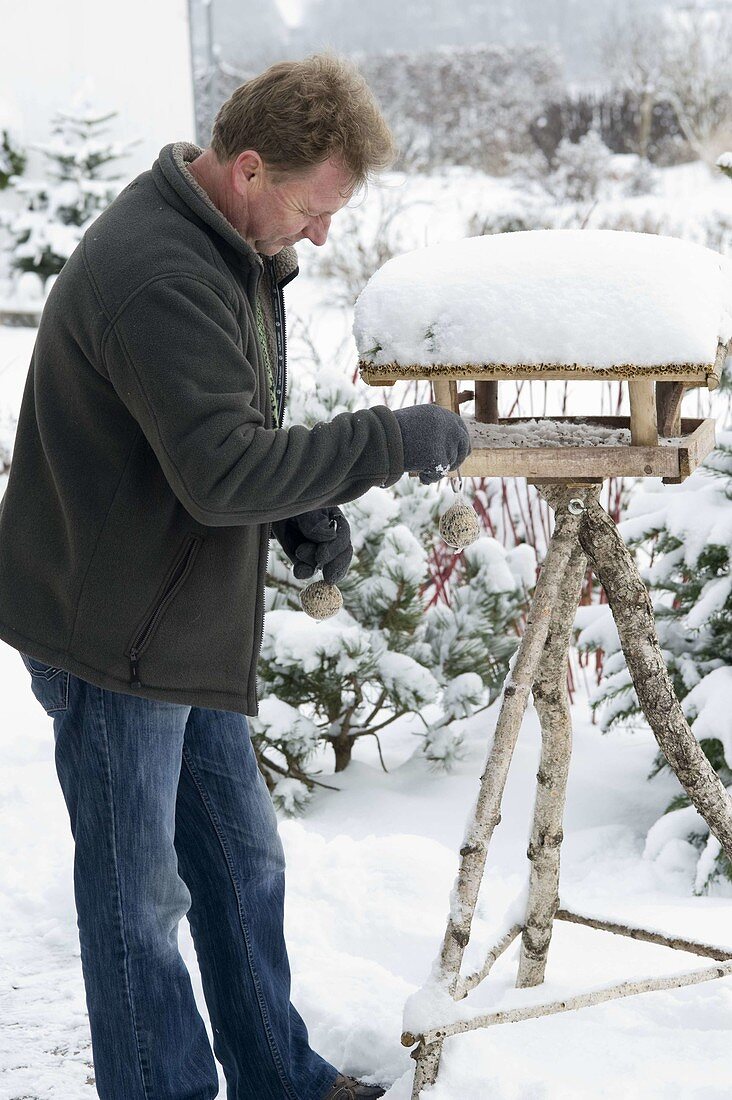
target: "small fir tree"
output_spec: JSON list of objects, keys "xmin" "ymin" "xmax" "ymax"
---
[
  {"xmin": 251, "ymin": 364, "xmax": 534, "ymax": 815},
  {"xmin": 0, "ymin": 129, "xmax": 26, "ymax": 190},
  {"xmin": 577, "ymin": 435, "xmax": 732, "ymax": 894},
  {"xmin": 1, "ymin": 100, "xmax": 138, "ymax": 283},
  {"xmin": 717, "ymin": 152, "xmax": 732, "ymax": 182}
]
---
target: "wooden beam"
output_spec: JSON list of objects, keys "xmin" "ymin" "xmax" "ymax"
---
[
  {"xmin": 407, "ymin": 959, "xmax": 732, "ymax": 1044},
  {"xmin": 360, "ymin": 362, "xmax": 711, "ymax": 386},
  {"xmin": 475, "ymin": 380, "xmax": 499, "ymax": 423},
  {"xmin": 628, "ymin": 379, "xmax": 658, "ymax": 446},
  {"xmin": 432, "ymin": 379, "xmax": 459, "ymax": 413},
  {"xmin": 655, "ymin": 382, "xmax": 686, "ymax": 436},
  {"xmin": 555, "ymin": 909, "xmax": 732, "ymax": 961}
]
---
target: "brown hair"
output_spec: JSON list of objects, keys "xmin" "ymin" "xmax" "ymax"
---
[{"xmin": 210, "ymin": 52, "xmax": 396, "ymax": 191}]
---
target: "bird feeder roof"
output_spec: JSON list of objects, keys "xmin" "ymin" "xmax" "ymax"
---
[{"xmin": 354, "ymin": 229, "xmax": 732, "ymax": 384}]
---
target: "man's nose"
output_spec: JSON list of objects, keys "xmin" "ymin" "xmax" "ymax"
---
[{"xmin": 305, "ymin": 214, "xmax": 330, "ymax": 247}]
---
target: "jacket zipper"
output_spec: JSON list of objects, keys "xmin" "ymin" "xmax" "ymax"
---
[
  {"xmin": 254, "ymin": 259, "xmax": 290, "ymax": 704},
  {"xmin": 267, "ymin": 256, "xmax": 287, "ymax": 428},
  {"xmin": 254, "ymin": 532, "xmax": 269, "ymax": 708},
  {"xmin": 276, "ymin": 275, "xmax": 288, "ymax": 425},
  {"xmin": 128, "ymin": 534, "xmax": 202, "ymax": 687}
]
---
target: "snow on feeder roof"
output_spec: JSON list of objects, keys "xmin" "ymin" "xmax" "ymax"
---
[
  {"xmin": 355, "ymin": 229, "xmax": 732, "ymax": 384},
  {"xmin": 356, "ymin": 229, "xmax": 732, "ymax": 483}
]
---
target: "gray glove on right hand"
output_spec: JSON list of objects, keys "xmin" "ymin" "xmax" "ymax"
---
[{"xmin": 394, "ymin": 404, "xmax": 472, "ymax": 484}]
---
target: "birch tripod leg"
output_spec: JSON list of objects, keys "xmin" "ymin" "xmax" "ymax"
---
[
  {"xmin": 408, "ymin": 486, "xmax": 595, "ymax": 1098},
  {"xmin": 577, "ymin": 498, "xmax": 732, "ymax": 864},
  {"xmin": 516, "ymin": 538, "xmax": 589, "ymax": 988}
]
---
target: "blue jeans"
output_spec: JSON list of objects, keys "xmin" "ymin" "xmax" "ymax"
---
[{"xmin": 19, "ymin": 651, "xmax": 340, "ymax": 1100}]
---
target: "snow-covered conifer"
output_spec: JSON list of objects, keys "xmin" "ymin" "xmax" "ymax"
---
[
  {"xmin": 577, "ymin": 436, "xmax": 732, "ymax": 892},
  {"xmin": 252, "ymin": 365, "xmax": 533, "ymax": 814},
  {"xmin": 0, "ymin": 129, "xmax": 25, "ymax": 191},
  {"xmin": 717, "ymin": 152, "xmax": 732, "ymax": 181},
  {"xmin": 1, "ymin": 100, "xmax": 137, "ymax": 284}
]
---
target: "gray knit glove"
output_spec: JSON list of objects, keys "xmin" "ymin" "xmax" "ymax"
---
[{"xmin": 394, "ymin": 404, "xmax": 472, "ymax": 484}]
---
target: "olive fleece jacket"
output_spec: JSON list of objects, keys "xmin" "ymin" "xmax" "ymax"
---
[{"xmin": 0, "ymin": 141, "xmax": 405, "ymax": 715}]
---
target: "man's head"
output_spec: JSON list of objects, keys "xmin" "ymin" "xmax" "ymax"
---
[{"xmin": 191, "ymin": 53, "xmax": 396, "ymax": 256}]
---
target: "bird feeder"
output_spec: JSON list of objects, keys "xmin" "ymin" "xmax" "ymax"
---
[
  {"xmin": 354, "ymin": 229, "xmax": 732, "ymax": 1098},
  {"xmin": 356, "ymin": 229, "xmax": 728, "ymax": 486}
]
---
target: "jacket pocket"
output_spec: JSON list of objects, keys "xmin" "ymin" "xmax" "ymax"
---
[
  {"xmin": 126, "ymin": 533, "xmax": 203, "ymax": 687},
  {"xmin": 20, "ymin": 652, "xmax": 70, "ymax": 714}
]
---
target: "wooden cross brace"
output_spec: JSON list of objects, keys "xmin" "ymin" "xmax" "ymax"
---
[{"xmin": 405, "ymin": 483, "xmax": 732, "ymax": 1098}]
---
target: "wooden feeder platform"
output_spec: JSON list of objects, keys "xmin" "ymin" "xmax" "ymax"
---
[{"xmin": 360, "ymin": 339, "xmax": 728, "ymax": 484}]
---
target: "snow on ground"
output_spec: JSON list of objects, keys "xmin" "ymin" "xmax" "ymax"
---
[
  {"xmin": 3, "ymin": 157, "xmax": 732, "ymax": 1097},
  {"xmin": 3, "ymin": 631, "xmax": 732, "ymax": 1099}
]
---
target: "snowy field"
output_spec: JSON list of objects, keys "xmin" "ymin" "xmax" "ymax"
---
[
  {"xmin": 4, "ymin": 643, "xmax": 732, "ymax": 1099},
  {"xmin": 2, "ymin": 159, "xmax": 732, "ymax": 1098}
]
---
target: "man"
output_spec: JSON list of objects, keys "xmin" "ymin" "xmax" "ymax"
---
[{"xmin": 0, "ymin": 54, "xmax": 470, "ymax": 1099}]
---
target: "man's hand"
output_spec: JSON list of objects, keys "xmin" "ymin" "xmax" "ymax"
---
[
  {"xmin": 271, "ymin": 506, "xmax": 353, "ymax": 584},
  {"xmin": 393, "ymin": 404, "xmax": 472, "ymax": 484}
]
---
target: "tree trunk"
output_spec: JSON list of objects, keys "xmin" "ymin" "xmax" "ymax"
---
[{"xmin": 331, "ymin": 732, "xmax": 353, "ymax": 772}]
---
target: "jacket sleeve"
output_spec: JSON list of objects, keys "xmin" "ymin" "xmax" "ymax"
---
[{"xmin": 103, "ymin": 272, "xmax": 405, "ymax": 526}]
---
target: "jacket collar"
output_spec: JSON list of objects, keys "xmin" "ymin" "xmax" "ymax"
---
[{"xmin": 155, "ymin": 141, "xmax": 299, "ymax": 287}]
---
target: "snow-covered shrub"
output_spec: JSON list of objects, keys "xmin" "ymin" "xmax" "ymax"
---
[
  {"xmin": 611, "ymin": 154, "xmax": 659, "ymax": 198},
  {"xmin": 0, "ymin": 99, "xmax": 138, "ymax": 285},
  {"xmin": 358, "ymin": 43, "xmax": 564, "ymax": 174},
  {"xmin": 592, "ymin": 206, "xmax": 669, "ymax": 237},
  {"xmin": 252, "ymin": 366, "xmax": 533, "ymax": 814},
  {"xmin": 0, "ymin": 129, "xmax": 25, "ymax": 191},
  {"xmin": 700, "ymin": 208, "xmax": 732, "ymax": 258},
  {"xmin": 465, "ymin": 201, "xmax": 554, "ymax": 238},
  {"xmin": 493, "ymin": 132, "xmax": 613, "ymax": 228},
  {"xmin": 600, "ymin": 5, "xmax": 732, "ymax": 167},
  {"xmin": 541, "ymin": 131, "xmax": 614, "ymax": 204},
  {"xmin": 577, "ymin": 437, "xmax": 732, "ymax": 892},
  {"xmin": 529, "ymin": 88, "xmax": 688, "ymax": 167}
]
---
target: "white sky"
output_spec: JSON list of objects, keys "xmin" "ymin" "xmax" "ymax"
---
[{"xmin": 275, "ymin": 0, "xmax": 305, "ymax": 27}]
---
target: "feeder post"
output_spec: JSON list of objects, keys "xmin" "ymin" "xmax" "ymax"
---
[
  {"xmin": 432, "ymin": 379, "xmax": 460, "ymax": 413},
  {"xmin": 475, "ymin": 380, "xmax": 499, "ymax": 423},
  {"xmin": 628, "ymin": 378, "xmax": 658, "ymax": 446}
]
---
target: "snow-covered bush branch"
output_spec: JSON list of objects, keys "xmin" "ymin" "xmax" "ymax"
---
[{"xmin": 251, "ymin": 365, "xmax": 533, "ymax": 815}]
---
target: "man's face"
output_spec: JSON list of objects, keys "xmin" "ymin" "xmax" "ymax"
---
[{"xmin": 238, "ymin": 155, "xmax": 355, "ymax": 256}]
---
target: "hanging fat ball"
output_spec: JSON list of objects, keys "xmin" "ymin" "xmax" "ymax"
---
[
  {"xmin": 439, "ymin": 501, "xmax": 480, "ymax": 549},
  {"xmin": 300, "ymin": 579, "xmax": 343, "ymax": 620},
  {"xmin": 439, "ymin": 476, "xmax": 480, "ymax": 550}
]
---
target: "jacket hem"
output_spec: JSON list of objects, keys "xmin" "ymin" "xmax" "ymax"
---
[{"xmin": 0, "ymin": 621, "xmax": 258, "ymax": 717}]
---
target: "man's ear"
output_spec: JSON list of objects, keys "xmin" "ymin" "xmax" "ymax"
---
[{"xmin": 232, "ymin": 150, "xmax": 263, "ymax": 194}]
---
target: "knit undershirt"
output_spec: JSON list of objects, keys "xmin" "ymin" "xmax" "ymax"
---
[{"xmin": 255, "ymin": 295, "xmax": 280, "ymax": 428}]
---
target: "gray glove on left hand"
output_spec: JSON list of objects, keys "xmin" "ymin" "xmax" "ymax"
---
[{"xmin": 271, "ymin": 506, "xmax": 353, "ymax": 584}]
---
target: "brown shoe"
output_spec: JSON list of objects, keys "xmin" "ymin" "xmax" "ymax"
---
[{"xmin": 322, "ymin": 1072, "xmax": 386, "ymax": 1099}]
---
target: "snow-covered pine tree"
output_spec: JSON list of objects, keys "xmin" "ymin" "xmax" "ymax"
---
[
  {"xmin": 718, "ymin": 152, "xmax": 732, "ymax": 182},
  {"xmin": 251, "ymin": 363, "xmax": 534, "ymax": 815},
  {"xmin": 576, "ymin": 434, "xmax": 732, "ymax": 894},
  {"xmin": 0, "ymin": 100, "xmax": 137, "ymax": 284},
  {"xmin": 0, "ymin": 129, "xmax": 25, "ymax": 191}
]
